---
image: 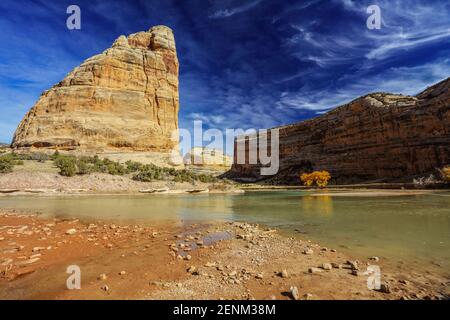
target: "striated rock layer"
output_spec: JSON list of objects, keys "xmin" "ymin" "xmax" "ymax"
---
[
  {"xmin": 12, "ymin": 26, "xmax": 180, "ymax": 154},
  {"xmin": 227, "ymin": 77, "xmax": 450, "ymax": 184}
]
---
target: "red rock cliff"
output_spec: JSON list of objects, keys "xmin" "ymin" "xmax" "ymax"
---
[{"xmin": 227, "ymin": 77, "xmax": 450, "ymax": 184}]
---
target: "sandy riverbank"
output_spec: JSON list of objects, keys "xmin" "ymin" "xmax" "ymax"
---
[
  {"xmin": 0, "ymin": 170, "xmax": 242, "ymax": 195},
  {"xmin": 0, "ymin": 209, "xmax": 447, "ymax": 300}
]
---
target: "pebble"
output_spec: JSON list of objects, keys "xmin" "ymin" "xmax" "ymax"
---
[
  {"xmin": 65, "ymin": 229, "xmax": 77, "ymax": 235},
  {"xmin": 187, "ymin": 266, "xmax": 196, "ymax": 274},
  {"xmin": 351, "ymin": 270, "xmax": 366, "ymax": 276},
  {"xmin": 322, "ymin": 263, "xmax": 332, "ymax": 270},
  {"xmin": 119, "ymin": 271, "xmax": 126, "ymax": 275},
  {"xmin": 303, "ymin": 293, "xmax": 313, "ymax": 300},
  {"xmin": 1, "ymin": 258, "xmax": 13, "ymax": 266},
  {"xmin": 205, "ymin": 262, "xmax": 216, "ymax": 267},
  {"xmin": 303, "ymin": 248, "xmax": 314, "ymax": 255},
  {"xmin": 369, "ymin": 256, "xmax": 380, "ymax": 262},
  {"xmin": 331, "ymin": 262, "xmax": 342, "ymax": 269},
  {"xmin": 101, "ymin": 285, "xmax": 109, "ymax": 292},
  {"xmin": 98, "ymin": 274, "xmax": 107, "ymax": 281},
  {"xmin": 347, "ymin": 260, "xmax": 359, "ymax": 270},
  {"xmin": 185, "ymin": 255, "xmax": 192, "ymax": 261},
  {"xmin": 290, "ymin": 286, "xmax": 299, "ymax": 300},
  {"xmin": 308, "ymin": 267, "xmax": 322, "ymax": 274},
  {"xmin": 280, "ymin": 270, "xmax": 289, "ymax": 278},
  {"xmin": 255, "ymin": 273, "xmax": 264, "ymax": 279},
  {"xmin": 379, "ymin": 283, "xmax": 391, "ymax": 294},
  {"xmin": 17, "ymin": 257, "xmax": 40, "ymax": 265}
]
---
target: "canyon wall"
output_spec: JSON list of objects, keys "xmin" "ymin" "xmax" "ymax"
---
[
  {"xmin": 12, "ymin": 26, "xmax": 180, "ymax": 155},
  {"xmin": 227, "ymin": 77, "xmax": 450, "ymax": 184}
]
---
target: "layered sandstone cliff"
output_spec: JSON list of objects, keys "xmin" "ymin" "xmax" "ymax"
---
[
  {"xmin": 227, "ymin": 77, "xmax": 450, "ymax": 184},
  {"xmin": 12, "ymin": 26, "xmax": 179, "ymax": 154}
]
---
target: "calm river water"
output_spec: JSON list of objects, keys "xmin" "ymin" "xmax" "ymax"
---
[{"xmin": 1, "ymin": 190, "xmax": 449, "ymax": 272}]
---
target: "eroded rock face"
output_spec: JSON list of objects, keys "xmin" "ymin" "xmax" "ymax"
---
[
  {"xmin": 228, "ymin": 77, "xmax": 450, "ymax": 184},
  {"xmin": 12, "ymin": 26, "xmax": 179, "ymax": 153}
]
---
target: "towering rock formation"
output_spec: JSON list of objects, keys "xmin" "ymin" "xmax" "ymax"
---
[
  {"xmin": 12, "ymin": 26, "xmax": 180, "ymax": 155},
  {"xmin": 227, "ymin": 77, "xmax": 450, "ymax": 184}
]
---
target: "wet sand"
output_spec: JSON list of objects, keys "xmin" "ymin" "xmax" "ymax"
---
[{"xmin": 0, "ymin": 209, "xmax": 448, "ymax": 300}]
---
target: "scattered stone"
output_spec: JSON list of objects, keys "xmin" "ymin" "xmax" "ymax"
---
[
  {"xmin": 308, "ymin": 267, "xmax": 322, "ymax": 274},
  {"xmin": 16, "ymin": 257, "xmax": 40, "ymax": 265},
  {"xmin": 32, "ymin": 247, "xmax": 46, "ymax": 252},
  {"xmin": 187, "ymin": 266, "xmax": 196, "ymax": 274},
  {"xmin": 205, "ymin": 262, "xmax": 216, "ymax": 268},
  {"xmin": 322, "ymin": 263, "xmax": 332, "ymax": 270},
  {"xmin": 101, "ymin": 285, "xmax": 109, "ymax": 292},
  {"xmin": 330, "ymin": 249, "xmax": 337, "ymax": 253},
  {"xmin": 98, "ymin": 274, "xmax": 107, "ymax": 281},
  {"xmin": 331, "ymin": 263, "xmax": 342, "ymax": 269},
  {"xmin": 369, "ymin": 256, "xmax": 380, "ymax": 262},
  {"xmin": 351, "ymin": 270, "xmax": 366, "ymax": 276},
  {"xmin": 303, "ymin": 293, "xmax": 313, "ymax": 300},
  {"xmin": 303, "ymin": 248, "xmax": 314, "ymax": 255},
  {"xmin": 65, "ymin": 229, "xmax": 76, "ymax": 235},
  {"xmin": 399, "ymin": 279, "xmax": 409, "ymax": 285},
  {"xmin": 379, "ymin": 283, "xmax": 391, "ymax": 294},
  {"xmin": 255, "ymin": 273, "xmax": 264, "ymax": 279},
  {"xmin": 347, "ymin": 260, "xmax": 359, "ymax": 270},
  {"xmin": 290, "ymin": 286, "xmax": 299, "ymax": 300},
  {"xmin": 119, "ymin": 271, "xmax": 126, "ymax": 275},
  {"xmin": 1, "ymin": 258, "xmax": 13, "ymax": 266},
  {"xmin": 280, "ymin": 270, "xmax": 289, "ymax": 278},
  {"xmin": 185, "ymin": 255, "xmax": 192, "ymax": 261}
]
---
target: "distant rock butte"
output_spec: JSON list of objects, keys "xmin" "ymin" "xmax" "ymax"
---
[
  {"xmin": 12, "ymin": 26, "xmax": 179, "ymax": 154},
  {"xmin": 227, "ymin": 77, "xmax": 450, "ymax": 184},
  {"xmin": 184, "ymin": 147, "xmax": 232, "ymax": 168}
]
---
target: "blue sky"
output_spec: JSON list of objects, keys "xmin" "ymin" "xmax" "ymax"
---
[{"xmin": 0, "ymin": 0, "xmax": 450, "ymax": 155}]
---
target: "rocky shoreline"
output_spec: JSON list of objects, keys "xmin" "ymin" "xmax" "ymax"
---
[{"xmin": 0, "ymin": 210, "xmax": 447, "ymax": 300}]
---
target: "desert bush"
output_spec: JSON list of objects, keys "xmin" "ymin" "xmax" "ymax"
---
[
  {"xmin": 0, "ymin": 153, "xmax": 24, "ymax": 172},
  {"xmin": 300, "ymin": 171, "xmax": 331, "ymax": 188},
  {"xmin": 54, "ymin": 156, "xmax": 77, "ymax": 177},
  {"xmin": 0, "ymin": 157, "xmax": 14, "ymax": 173},
  {"xmin": 19, "ymin": 152, "xmax": 50, "ymax": 162},
  {"xmin": 125, "ymin": 161, "xmax": 144, "ymax": 173}
]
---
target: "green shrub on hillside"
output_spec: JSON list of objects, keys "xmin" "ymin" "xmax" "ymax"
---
[
  {"xmin": 54, "ymin": 156, "xmax": 77, "ymax": 177},
  {"xmin": 0, "ymin": 158, "xmax": 14, "ymax": 173},
  {"xmin": 0, "ymin": 153, "xmax": 25, "ymax": 173},
  {"xmin": 48, "ymin": 153, "xmax": 221, "ymax": 183}
]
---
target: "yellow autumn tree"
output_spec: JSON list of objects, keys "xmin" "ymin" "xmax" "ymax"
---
[
  {"xmin": 443, "ymin": 167, "xmax": 450, "ymax": 182},
  {"xmin": 300, "ymin": 171, "xmax": 331, "ymax": 188}
]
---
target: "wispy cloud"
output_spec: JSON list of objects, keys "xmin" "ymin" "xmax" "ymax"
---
[
  {"xmin": 209, "ymin": 0, "xmax": 263, "ymax": 19},
  {"xmin": 278, "ymin": 58, "xmax": 450, "ymax": 111}
]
